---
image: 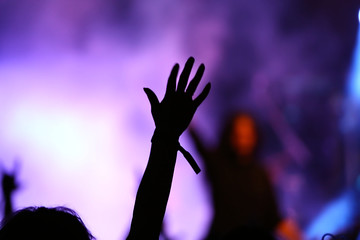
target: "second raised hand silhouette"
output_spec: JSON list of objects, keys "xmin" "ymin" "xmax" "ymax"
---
[
  {"xmin": 1, "ymin": 165, "xmax": 19, "ymax": 219},
  {"xmin": 144, "ymin": 57, "xmax": 211, "ymax": 174}
]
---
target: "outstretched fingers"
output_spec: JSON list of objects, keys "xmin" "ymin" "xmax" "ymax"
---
[
  {"xmin": 164, "ymin": 64, "xmax": 179, "ymax": 98},
  {"xmin": 186, "ymin": 63, "xmax": 205, "ymax": 97},
  {"xmin": 177, "ymin": 57, "xmax": 195, "ymax": 93},
  {"xmin": 194, "ymin": 83, "xmax": 211, "ymax": 108}
]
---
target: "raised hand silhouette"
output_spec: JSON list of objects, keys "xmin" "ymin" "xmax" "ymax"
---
[
  {"xmin": 127, "ymin": 57, "xmax": 210, "ymax": 239},
  {"xmin": 144, "ymin": 57, "xmax": 211, "ymax": 139},
  {"xmin": 144, "ymin": 57, "xmax": 210, "ymax": 174}
]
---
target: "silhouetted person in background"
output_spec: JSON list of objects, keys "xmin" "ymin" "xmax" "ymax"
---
[
  {"xmin": 0, "ymin": 57, "xmax": 211, "ymax": 240},
  {"xmin": 190, "ymin": 112, "xmax": 281, "ymax": 239}
]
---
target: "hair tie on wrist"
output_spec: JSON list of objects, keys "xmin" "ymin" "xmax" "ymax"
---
[
  {"xmin": 151, "ymin": 132, "xmax": 201, "ymax": 174},
  {"xmin": 178, "ymin": 144, "xmax": 201, "ymax": 174}
]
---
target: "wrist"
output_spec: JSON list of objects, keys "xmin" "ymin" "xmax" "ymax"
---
[{"xmin": 151, "ymin": 128, "xmax": 180, "ymax": 145}]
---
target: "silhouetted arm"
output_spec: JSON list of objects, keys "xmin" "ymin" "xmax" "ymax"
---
[
  {"xmin": 1, "ymin": 171, "xmax": 18, "ymax": 219},
  {"xmin": 127, "ymin": 57, "xmax": 211, "ymax": 239}
]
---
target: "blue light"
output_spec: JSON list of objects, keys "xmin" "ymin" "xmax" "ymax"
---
[
  {"xmin": 305, "ymin": 190, "xmax": 357, "ymax": 239},
  {"xmin": 347, "ymin": 13, "xmax": 360, "ymax": 101}
]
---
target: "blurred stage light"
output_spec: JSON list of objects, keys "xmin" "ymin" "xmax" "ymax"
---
[
  {"xmin": 346, "ymin": 10, "xmax": 360, "ymax": 102},
  {"xmin": 310, "ymin": 9, "xmax": 360, "ymax": 239},
  {"xmin": 305, "ymin": 190, "xmax": 357, "ymax": 239}
]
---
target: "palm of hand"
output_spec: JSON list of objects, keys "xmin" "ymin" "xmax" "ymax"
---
[{"xmin": 144, "ymin": 57, "xmax": 211, "ymax": 139}]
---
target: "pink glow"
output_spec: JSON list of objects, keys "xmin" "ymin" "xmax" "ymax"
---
[
  {"xmin": 1, "ymin": 0, "xmax": 357, "ymax": 239},
  {"xmin": 0, "ymin": 0, "xmax": 220, "ymax": 237}
]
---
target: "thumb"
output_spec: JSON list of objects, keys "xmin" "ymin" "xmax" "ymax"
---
[{"xmin": 144, "ymin": 88, "xmax": 160, "ymax": 109}]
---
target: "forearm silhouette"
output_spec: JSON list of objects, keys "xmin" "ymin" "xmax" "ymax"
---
[
  {"xmin": 127, "ymin": 57, "xmax": 210, "ymax": 239},
  {"xmin": 2, "ymin": 170, "xmax": 18, "ymax": 219}
]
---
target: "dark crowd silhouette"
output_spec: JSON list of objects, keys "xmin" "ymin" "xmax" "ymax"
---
[{"xmin": 0, "ymin": 57, "xmax": 353, "ymax": 240}]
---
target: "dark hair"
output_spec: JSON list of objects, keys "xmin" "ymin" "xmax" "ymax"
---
[{"xmin": 0, "ymin": 206, "xmax": 95, "ymax": 240}]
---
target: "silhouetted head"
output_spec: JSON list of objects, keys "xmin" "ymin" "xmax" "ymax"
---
[
  {"xmin": 0, "ymin": 206, "xmax": 94, "ymax": 240},
  {"xmin": 220, "ymin": 112, "xmax": 260, "ymax": 161}
]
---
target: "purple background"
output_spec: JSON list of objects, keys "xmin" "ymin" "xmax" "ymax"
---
[{"xmin": 0, "ymin": 0, "xmax": 359, "ymax": 239}]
